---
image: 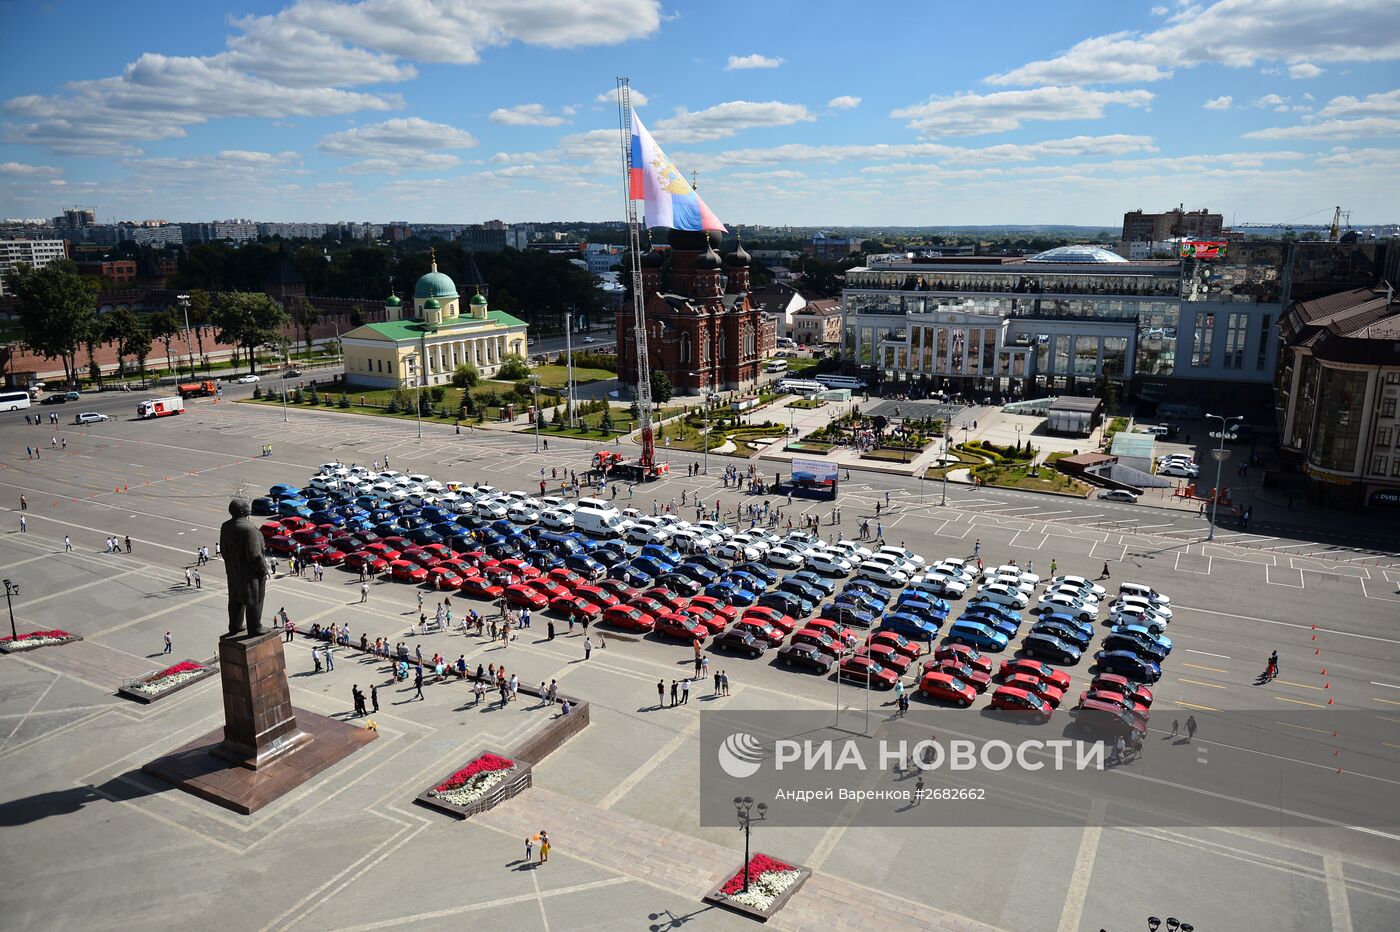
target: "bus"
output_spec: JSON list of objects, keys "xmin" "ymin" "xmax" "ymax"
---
[
  {"xmin": 763, "ymin": 359, "xmax": 788, "ymax": 373},
  {"xmin": 814, "ymin": 374, "xmax": 865, "ymax": 390},
  {"xmin": 777, "ymin": 378, "xmax": 823, "ymax": 395},
  {"xmin": 1, "ymin": 390, "xmax": 33, "ymax": 412}
]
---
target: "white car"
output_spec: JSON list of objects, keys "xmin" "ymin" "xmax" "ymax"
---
[
  {"xmin": 671, "ymin": 529, "xmax": 717, "ymax": 553},
  {"xmin": 730, "ymin": 533, "xmax": 771, "ymax": 557},
  {"xmin": 988, "ymin": 573, "xmax": 1036, "ymax": 595},
  {"xmin": 540, "ymin": 496, "xmax": 569, "ymax": 511},
  {"xmin": 975, "ymin": 583, "xmax": 1029, "ymax": 610},
  {"xmin": 912, "ymin": 571, "xmax": 967, "ymax": 597},
  {"xmin": 627, "ymin": 517, "xmax": 671, "ymax": 544},
  {"xmin": 407, "ymin": 473, "xmax": 433, "ymax": 487},
  {"xmin": 1110, "ymin": 605, "xmax": 1171, "ymax": 634},
  {"xmin": 1113, "ymin": 594, "xmax": 1173, "ymax": 620},
  {"xmin": 1044, "ymin": 584, "xmax": 1100, "ymax": 607},
  {"xmin": 1158, "ymin": 462, "xmax": 1200, "ymax": 478},
  {"xmin": 876, "ymin": 546, "xmax": 926, "ymax": 570},
  {"xmin": 931, "ymin": 561, "xmax": 976, "ymax": 585},
  {"xmin": 982, "ymin": 564, "xmax": 1041, "ymax": 588},
  {"xmin": 855, "ymin": 563, "xmax": 909, "ymax": 587},
  {"xmin": 805, "ymin": 550, "xmax": 853, "ymax": 576},
  {"xmin": 507, "ymin": 503, "xmax": 540, "ymax": 524},
  {"xmin": 539, "ymin": 509, "xmax": 575, "ymax": 531},
  {"xmin": 1118, "ymin": 582, "xmax": 1171, "ymax": 607},
  {"xmin": 717, "ymin": 541, "xmax": 764, "ymax": 562},
  {"xmin": 835, "ymin": 540, "xmax": 874, "ymax": 562},
  {"xmin": 474, "ymin": 498, "xmax": 509, "ymax": 519},
  {"xmin": 236, "ymin": 374, "xmax": 260, "ymax": 383},
  {"xmin": 1045, "ymin": 576, "xmax": 1106, "ymax": 599},
  {"xmin": 694, "ymin": 520, "xmax": 734, "ymax": 541},
  {"xmin": 1098, "ymin": 489, "xmax": 1140, "ymax": 503},
  {"xmin": 421, "ymin": 480, "xmax": 444, "ymax": 494},
  {"xmin": 1035, "ymin": 593, "xmax": 1098, "ymax": 622},
  {"xmin": 318, "ymin": 462, "xmax": 345, "ymax": 475},
  {"xmin": 765, "ymin": 546, "xmax": 806, "ymax": 569},
  {"xmin": 370, "ymin": 480, "xmax": 395, "ymax": 495}
]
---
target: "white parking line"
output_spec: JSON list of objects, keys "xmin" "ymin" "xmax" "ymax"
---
[
  {"xmin": 1373, "ymin": 681, "xmax": 1400, "ymax": 690},
  {"xmin": 1186, "ymin": 649, "xmax": 1232, "ymax": 660},
  {"xmin": 1177, "ymin": 603, "xmax": 1400, "ymax": 645}
]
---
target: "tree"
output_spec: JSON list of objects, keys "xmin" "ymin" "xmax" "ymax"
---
[
  {"xmin": 127, "ymin": 320, "xmax": 153, "ymax": 385},
  {"xmin": 599, "ymin": 406, "xmax": 615, "ymax": 433},
  {"xmin": 211, "ymin": 292, "xmax": 290, "ymax": 374},
  {"xmin": 348, "ymin": 302, "xmax": 366, "ymax": 328},
  {"xmin": 289, "ymin": 297, "xmax": 319, "ymax": 353},
  {"xmin": 8, "ymin": 260, "xmax": 99, "ymax": 386},
  {"xmin": 1095, "ymin": 375, "xmax": 1120, "ymax": 415},
  {"xmin": 649, "ymin": 369, "xmax": 673, "ymax": 404},
  {"xmin": 497, "ymin": 352, "xmax": 530, "ymax": 381},
  {"xmin": 102, "ymin": 308, "xmax": 145, "ymax": 380},
  {"xmin": 148, "ymin": 311, "xmax": 179, "ymax": 377},
  {"xmin": 451, "ymin": 362, "xmax": 479, "ymax": 388}
]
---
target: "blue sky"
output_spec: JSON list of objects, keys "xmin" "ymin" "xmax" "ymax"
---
[{"xmin": 1, "ymin": 0, "xmax": 1397, "ymax": 226}]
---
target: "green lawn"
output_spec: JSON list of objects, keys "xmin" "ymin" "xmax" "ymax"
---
[
  {"xmin": 506, "ymin": 365, "xmax": 616, "ymax": 390},
  {"xmin": 861, "ymin": 448, "xmax": 918, "ymax": 463},
  {"xmin": 786, "ymin": 398, "xmax": 826, "ymax": 409}
]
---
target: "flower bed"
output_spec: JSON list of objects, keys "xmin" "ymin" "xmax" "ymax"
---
[
  {"xmin": 119, "ymin": 659, "xmax": 217, "ymax": 703},
  {"xmin": 0, "ymin": 629, "xmax": 81, "ymax": 653},
  {"xmin": 416, "ymin": 751, "xmax": 533, "ymax": 819},
  {"xmin": 704, "ymin": 852, "xmax": 811, "ymax": 921}
]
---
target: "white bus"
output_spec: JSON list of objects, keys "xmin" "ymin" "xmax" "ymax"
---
[
  {"xmin": 814, "ymin": 374, "xmax": 866, "ymax": 390},
  {"xmin": 763, "ymin": 359, "xmax": 788, "ymax": 373},
  {"xmin": 0, "ymin": 390, "xmax": 32, "ymax": 412},
  {"xmin": 778, "ymin": 378, "xmax": 823, "ymax": 395}
]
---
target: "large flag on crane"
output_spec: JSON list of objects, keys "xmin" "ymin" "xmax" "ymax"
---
[{"xmin": 629, "ymin": 112, "xmax": 725, "ymax": 233}]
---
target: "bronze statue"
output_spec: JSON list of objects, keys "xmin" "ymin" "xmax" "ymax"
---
[{"xmin": 220, "ymin": 497, "xmax": 268, "ymax": 636}]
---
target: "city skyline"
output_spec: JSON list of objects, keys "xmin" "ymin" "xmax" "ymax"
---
[{"xmin": 1, "ymin": 0, "xmax": 1397, "ymax": 227}]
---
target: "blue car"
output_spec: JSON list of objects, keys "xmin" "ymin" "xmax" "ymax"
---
[
  {"xmin": 964, "ymin": 599, "xmax": 1022, "ymax": 625},
  {"xmin": 610, "ymin": 563, "xmax": 654, "ymax": 588},
  {"xmin": 1102, "ymin": 631, "xmax": 1170, "ymax": 663},
  {"xmin": 564, "ymin": 553, "xmax": 606, "ymax": 580},
  {"xmin": 392, "ymin": 502, "xmax": 418, "ymax": 517},
  {"xmin": 1094, "ymin": 649, "xmax": 1163, "ymax": 683},
  {"xmin": 374, "ymin": 521, "xmax": 404, "ymax": 538},
  {"xmin": 1040, "ymin": 611, "xmax": 1093, "ymax": 637},
  {"xmin": 726, "ymin": 570, "xmax": 767, "ymax": 593},
  {"xmin": 640, "ymin": 544, "xmax": 683, "ymax": 566},
  {"xmin": 959, "ymin": 612, "xmax": 1017, "ymax": 640},
  {"xmin": 786, "ymin": 571, "xmax": 836, "ymax": 597},
  {"xmin": 897, "ymin": 596, "xmax": 950, "ymax": 622},
  {"xmin": 733, "ymin": 562, "xmax": 778, "ymax": 586},
  {"xmin": 632, "ymin": 555, "xmax": 675, "ymax": 578},
  {"xmin": 251, "ymin": 496, "xmax": 277, "ymax": 516},
  {"xmin": 835, "ymin": 590, "xmax": 883, "ymax": 615},
  {"xmin": 819, "ymin": 603, "xmax": 876, "ymax": 629},
  {"xmin": 408, "ymin": 527, "xmax": 444, "ymax": 546},
  {"xmin": 525, "ymin": 548, "xmax": 565, "ymax": 570},
  {"xmin": 658, "ymin": 572, "xmax": 705, "ymax": 597},
  {"xmin": 420, "ymin": 507, "xmax": 454, "ymax": 525},
  {"xmin": 398, "ymin": 515, "xmax": 426, "ymax": 530},
  {"xmin": 880, "ymin": 611, "xmax": 941, "ymax": 640},
  {"xmin": 309, "ymin": 510, "xmax": 346, "ymax": 527},
  {"xmin": 778, "ymin": 579, "xmax": 825, "ymax": 607},
  {"xmin": 946, "ymin": 620, "xmax": 1011, "ymax": 652},
  {"xmin": 845, "ymin": 579, "xmax": 892, "ymax": 607},
  {"xmin": 758, "ymin": 590, "xmax": 812, "ymax": 618},
  {"xmin": 898, "ymin": 592, "xmax": 949, "ymax": 615},
  {"xmin": 1108, "ymin": 625, "xmax": 1173, "ymax": 655},
  {"xmin": 304, "ymin": 497, "xmax": 331, "ymax": 512},
  {"xmin": 706, "ymin": 580, "xmax": 759, "ymax": 607},
  {"xmin": 1029, "ymin": 620, "xmax": 1092, "ymax": 651},
  {"xmin": 344, "ymin": 516, "xmax": 376, "ymax": 532},
  {"xmin": 278, "ymin": 498, "xmax": 312, "ymax": 518},
  {"xmin": 1022, "ymin": 632, "xmax": 1083, "ymax": 665},
  {"xmin": 590, "ymin": 548, "xmax": 628, "ymax": 568},
  {"xmin": 269, "ymin": 483, "xmax": 300, "ymax": 499},
  {"xmin": 687, "ymin": 554, "xmax": 729, "ymax": 576}
]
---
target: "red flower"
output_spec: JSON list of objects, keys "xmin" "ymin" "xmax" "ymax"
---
[
  {"xmin": 0, "ymin": 629, "xmax": 73, "ymax": 642},
  {"xmin": 149, "ymin": 661, "xmax": 205, "ymax": 681},
  {"xmin": 433, "ymin": 753, "xmax": 516, "ymax": 793},
  {"xmin": 719, "ymin": 853, "xmax": 795, "ymax": 895}
]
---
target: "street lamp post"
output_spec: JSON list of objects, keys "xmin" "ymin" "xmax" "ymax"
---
[
  {"xmin": 564, "ymin": 309, "xmax": 577, "ymax": 428},
  {"xmin": 404, "ymin": 354, "xmax": 423, "ymax": 441},
  {"xmin": 940, "ymin": 434, "xmax": 950, "ymax": 506},
  {"xmin": 733, "ymin": 797, "xmax": 769, "ymax": 893},
  {"xmin": 529, "ymin": 374, "xmax": 541, "ymax": 454},
  {"xmin": 177, "ymin": 294, "xmax": 196, "ymax": 382},
  {"xmin": 278, "ymin": 347, "xmax": 290, "ymax": 423},
  {"xmin": 3, "ymin": 578, "xmax": 18, "ymax": 641},
  {"xmin": 1015, "ymin": 423, "xmax": 1023, "ymax": 452},
  {"xmin": 1204, "ymin": 413, "xmax": 1242, "ymax": 541}
]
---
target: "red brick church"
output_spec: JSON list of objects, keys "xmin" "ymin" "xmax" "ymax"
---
[{"xmin": 615, "ymin": 229, "xmax": 773, "ymax": 395}]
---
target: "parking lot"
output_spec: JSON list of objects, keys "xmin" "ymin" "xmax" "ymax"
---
[{"xmin": 2, "ymin": 397, "xmax": 1399, "ymax": 931}]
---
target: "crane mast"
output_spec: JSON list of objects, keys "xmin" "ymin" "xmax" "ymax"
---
[{"xmin": 616, "ymin": 77, "xmax": 655, "ymax": 470}]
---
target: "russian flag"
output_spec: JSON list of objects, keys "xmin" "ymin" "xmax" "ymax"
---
[{"xmin": 629, "ymin": 112, "xmax": 725, "ymax": 233}]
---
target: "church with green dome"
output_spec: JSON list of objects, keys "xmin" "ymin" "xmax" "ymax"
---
[{"xmin": 341, "ymin": 251, "xmax": 528, "ymax": 389}]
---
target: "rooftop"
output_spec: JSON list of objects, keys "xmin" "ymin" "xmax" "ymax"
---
[
  {"xmin": 361, "ymin": 309, "xmax": 526, "ymax": 342},
  {"xmin": 1026, "ymin": 245, "xmax": 1128, "ymax": 264}
]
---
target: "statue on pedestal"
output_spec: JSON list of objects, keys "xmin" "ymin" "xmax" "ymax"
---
[{"xmin": 220, "ymin": 497, "xmax": 267, "ymax": 637}]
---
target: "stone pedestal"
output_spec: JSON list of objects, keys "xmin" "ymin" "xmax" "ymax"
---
[
  {"xmin": 212, "ymin": 632, "xmax": 310, "ymax": 768},
  {"xmin": 142, "ymin": 632, "xmax": 375, "ymax": 815}
]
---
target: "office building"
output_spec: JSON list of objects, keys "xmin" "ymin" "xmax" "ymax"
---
[
  {"xmin": 0, "ymin": 238, "xmax": 68, "ymax": 296},
  {"xmin": 75, "ymin": 259, "xmax": 137, "ymax": 287},
  {"xmin": 804, "ymin": 234, "xmax": 862, "ymax": 260},
  {"xmin": 792, "ymin": 299, "xmax": 842, "ymax": 345}
]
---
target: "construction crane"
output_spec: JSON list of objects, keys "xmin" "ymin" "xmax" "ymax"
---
[
  {"xmin": 616, "ymin": 77, "xmax": 656, "ymax": 473},
  {"xmin": 1329, "ymin": 206, "xmax": 1342, "ymax": 242}
]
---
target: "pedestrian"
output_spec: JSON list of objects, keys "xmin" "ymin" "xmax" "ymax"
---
[
  {"xmin": 714, "ymin": 670, "xmax": 722, "ymax": 695},
  {"xmin": 657, "ymin": 679, "xmax": 666, "ymax": 708},
  {"xmin": 721, "ymin": 670, "xmax": 730, "ymax": 696},
  {"xmin": 1101, "ymin": 561, "xmax": 1110, "ymax": 579},
  {"xmin": 352, "ymin": 685, "xmax": 365, "ymax": 716},
  {"xmin": 539, "ymin": 831, "xmax": 550, "ymax": 863},
  {"xmin": 193, "ymin": 568, "xmax": 201, "ymax": 589},
  {"xmin": 913, "ymin": 773, "xmax": 925, "ymax": 803},
  {"xmin": 1169, "ymin": 718, "xmax": 1180, "ymax": 739},
  {"xmin": 19, "ymin": 495, "xmax": 26, "ymax": 511},
  {"xmin": 1266, "ymin": 650, "xmax": 1279, "ymax": 680},
  {"xmin": 670, "ymin": 679, "xmax": 679, "ymax": 707},
  {"xmin": 163, "ymin": 631, "xmax": 172, "ymax": 654},
  {"xmin": 583, "ymin": 635, "xmax": 592, "ymax": 660},
  {"xmin": 64, "ymin": 535, "xmax": 72, "ymax": 552},
  {"xmin": 525, "ymin": 835, "xmax": 534, "ymax": 862},
  {"xmin": 682, "ymin": 678, "xmax": 690, "ymax": 704},
  {"xmin": 1186, "ymin": 715, "xmax": 1198, "ymax": 740},
  {"xmin": 547, "ymin": 619, "xmax": 555, "ymax": 640},
  {"xmin": 360, "ymin": 581, "xmax": 369, "ymax": 603},
  {"xmin": 325, "ymin": 645, "xmax": 335, "ymax": 671},
  {"xmin": 413, "ymin": 665, "xmax": 425, "ymax": 700},
  {"xmin": 1049, "ymin": 558, "xmax": 1058, "ymax": 576},
  {"xmin": 184, "ymin": 567, "xmax": 192, "ymax": 586},
  {"xmin": 973, "ymin": 539, "xmax": 981, "ymax": 558}
]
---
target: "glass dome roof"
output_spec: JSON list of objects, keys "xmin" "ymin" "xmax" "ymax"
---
[{"xmin": 1025, "ymin": 245, "xmax": 1128, "ymax": 264}]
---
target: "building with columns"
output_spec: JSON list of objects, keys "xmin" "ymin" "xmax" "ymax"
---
[{"xmin": 341, "ymin": 253, "xmax": 527, "ymax": 389}]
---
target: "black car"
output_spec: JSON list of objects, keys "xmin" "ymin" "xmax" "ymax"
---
[
  {"xmin": 778, "ymin": 579, "xmax": 825, "ymax": 607},
  {"xmin": 251, "ymin": 496, "xmax": 277, "ymax": 516},
  {"xmin": 39, "ymin": 394, "xmax": 67, "ymax": 405},
  {"xmin": 657, "ymin": 572, "xmax": 705, "ymax": 596},
  {"xmin": 687, "ymin": 554, "xmax": 729, "ymax": 576},
  {"xmin": 1102, "ymin": 632, "xmax": 1169, "ymax": 663},
  {"xmin": 776, "ymin": 642, "xmax": 836, "ymax": 673},
  {"xmin": 757, "ymin": 590, "xmax": 811, "ymax": 618},
  {"xmin": 1020, "ymin": 632, "xmax": 1082, "ymax": 665},
  {"xmin": 710, "ymin": 629, "xmax": 765, "ymax": 658},
  {"xmin": 1029, "ymin": 620, "xmax": 1092, "ymax": 651}
]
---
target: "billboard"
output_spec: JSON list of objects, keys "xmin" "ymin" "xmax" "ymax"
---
[
  {"xmin": 1179, "ymin": 241, "xmax": 1228, "ymax": 259},
  {"xmin": 791, "ymin": 459, "xmax": 838, "ymax": 489}
]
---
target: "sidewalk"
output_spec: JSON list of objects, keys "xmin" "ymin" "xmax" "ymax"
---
[{"xmin": 476, "ymin": 787, "xmax": 1003, "ymax": 932}]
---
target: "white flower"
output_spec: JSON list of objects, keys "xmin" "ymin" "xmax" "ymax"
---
[
  {"xmin": 720, "ymin": 868, "xmax": 802, "ymax": 911},
  {"xmin": 4, "ymin": 634, "xmax": 72, "ymax": 649},
  {"xmin": 132, "ymin": 668, "xmax": 206, "ymax": 696},
  {"xmin": 431, "ymin": 767, "xmax": 514, "ymax": 806}
]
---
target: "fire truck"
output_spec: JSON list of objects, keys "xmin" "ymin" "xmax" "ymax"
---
[{"xmin": 136, "ymin": 396, "xmax": 185, "ymax": 419}]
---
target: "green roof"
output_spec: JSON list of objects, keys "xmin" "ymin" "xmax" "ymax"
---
[
  {"xmin": 361, "ymin": 309, "xmax": 527, "ymax": 343},
  {"xmin": 469, "ymin": 292, "xmax": 488, "ymax": 305},
  {"xmin": 414, "ymin": 269, "xmax": 458, "ymax": 300},
  {"xmin": 385, "ymin": 294, "xmax": 401, "ymax": 307}
]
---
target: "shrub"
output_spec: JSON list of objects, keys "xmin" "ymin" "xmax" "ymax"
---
[
  {"xmin": 451, "ymin": 363, "xmax": 479, "ymax": 389},
  {"xmin": 291, "ymin": 387, "xmax": 303, "ymax": 404},
  {"xmin": 339, "ymin": 394, "xmax": 351, "ymax": 409},
  {"xmin": 252, "ymin": 385, "xmax": 263, "ymax": 399},
  {"xmin": 496, "ymin": 353, "xmax": 531, "ymax": 381},
  {"xmin": 429, "ymin": 385, "xmax": 447, "ymax": 404},
  {"xmin": 385, "ymin": 395, "xmax": 400, "ymax": 414}
]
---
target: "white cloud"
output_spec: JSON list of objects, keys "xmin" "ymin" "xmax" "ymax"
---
[
  {"xmin": 1151, "ymin": 5, "xmax": 1169, "ymax": 14},
  {"xmin": 1244, "ymin": 116, "xmax": 1400, "ymax": 139},
  {"xmin": 891, "ymin": 86, "xmax": 1153, "ymax": 137},
  {"xmin": 341, "ymin": 153, "xmax": 463, "ymax": 175},
  {"xmin": 687, "ymin": 134, "xmax": 1157, "ymax": 169},
  {"xmin": 0, "ymin": 161, "xmax": 62, "ymax": 176},
  {"xmin": 1253, "ymin": 93, "xmax": 1288, "ymax": 108},
  {"xmin": 490, "ymin": 104, "xmax": 569, "ymax": 126},
  {"xmin": 1319, "ymin": 89, "xmax": 1400, "ymax": 118},
  {"xmin": 1203, "ymin": 95, "xmax": 1233, "ymax": 110},
  {"xmin": 655, "ymin": 100, "xmax": 815, "ymax": 142},
  {"xmin": 317, "ymin": 117, "xmax": 478, "ymax": 159},
  {"xmin": 1288, "ymin": 62, "xmax": 1324, "ymax": 79},
  {"xmin": 827, "ymin": 96, "xmax": 862, "ymax": 110},
  {"xmin": 986, "ymin": 0, "xmax": 1400, "ymax": 86},
  {"xmin": 123, "ymin": 150, "xmax": 305, "ymax": 189},
  {"xmin": 595, "ymin": 87, "xmax": 649, "ymax": 107},
  {"xmin": 726, "ymin": 54, "xmax": 783, "ymax": 70}
]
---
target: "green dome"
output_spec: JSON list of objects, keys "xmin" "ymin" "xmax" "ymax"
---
[
  {"xmin": 385, "ymin": 294, "xmax": 401, "ymax": 307},
  {"xmin": 469, "ymin": 292, "xmax": 487, "ymax": 306},
  {"xmin": 413, "ymin": 270, "xmax": 458, "ymax": 300},
  {"xmin": 424, "ymin": 297, "xmax": 441, "ymax": 309}
]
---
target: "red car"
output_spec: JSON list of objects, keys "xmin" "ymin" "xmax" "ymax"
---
[
  {"xmin": 654, "ymin": 613, "xmax": 708, "ymax": 641},
  {"xmin": 279, "ymin": 516, "xmax": 314, "ymax": 532},
  {"xmin": 265, "ymin": 534, "xmax": 299, "ymax": 554},
  {"xmin": 744, "ymin": 606, "xmax": 796, "ymax": 634},
  {"xmin": 837, "ymin": 655, "xmax": 899, "ymax": 689},
  {"xmin": 856, "ymin": 643, "xmax": 912, "ymax": 674},
  {"xmin": 437, "ymin": 557, "xmax": 476, "ymax": 577},
  {"xmin": 988, "ymin": 685, "xmax": 1054, "ymax": 721},
  {"xmin": 426, "ymin": 567, "xmax": 465, "ymax": 590},
  {"xmin": 575, "ymin": 585, "xmax": 621, "ymax": 609},
  {"xmin": 866, "ymin": 630, "xmax": 921, "ymax": 661},
  {"xmin": 381, "ymin": 535, "xmax": 413, "ymax": 552},
  {"xmin": 504, "ymin": 583, "xmax": 548, "ymax": 609},
  {"xmin": 997, "ymin": 657, "xmax": 1073, "ymax": 693},
  {"xmin": 261, "ymin": 521, "xmax": 286, "ymax": 539},
  {"xmin": 483, "ymin": 565, "xmax": 520, "ymax": 587},
  {"xmin": 732, "ymin": 619, "xmax": 784, "ymax": 646},
  {"xmin": 456, "ymin": 550, "xmax": 494, "ymax": 570},
  {"xmin": 1079, "ymin": 688, "xmax": 1149, "ymax": 714},
  {"xmin": 918, "ymin": 671, "xmax": 978, "ymax": 707},
  {"xmin": 804, "ymin": 617, "xmax": 856, "ymax": 646},
  {"xmin": 364, "ymin": 542, "xmax": 401, "ymax": 562},
  {"xmin": 596, "ymin": 579, "xmax": 639, "ymax": 602},
  {"xmin": 401, "ymin": 549, "xmax": 440, "ymax": 569},
  {"xmin": 790, "ymin": 627, "xmax": 842, "ymax": 658},
  {"xmin": 421, "ymin": 543, "xmax": 456, "ymax": 562},
  {"xmin": 345, "ymin": 551, "xmax": 387, "ymax": 574},
  {"xmin": 500, "ymin": 558, "xmax": 541, "ymax": 579},
  {"xmin": 1090, "ymin": 673, "xmax": 1154, "ymax": 708},
  {"xmin": 548, "ymin": 568, "xmax": 586, "ymax": 589},
  {"xmin": 329, "ymin": 534, "xmax": 362, "ymax": 552},
  {"xmin": 388, "ymin": 559, "xmax": 429, "ymax": 584},
  {"xmin": 526, "ymin": 578, "xmax": 570, "ymax": 600},
  {"xmin": 689, "ymin": 596, "xmax": 739, "ymax": 622},
  {"xmin": 629, "ymin": 596, "xmax": 669, "ymax": 618},
  {"xmin": 603, "ymin": 604, "xmax": 655, "ymax": 632},
  {"xmin": 292, "ymin": 527, "xmax": 327, "ymax": 546},
  {"xmin": 932, "ymin": 643, "xmax": 994, "ymax": 675},
  {"xmin": 460, "ymin": 575, "xmax": 504, "ymax": 599},
  {"xmin": 641, "ymin": 587, "xmax": 689, "ymax": 613},
  {"xmin": 1004, "ymin": 673, "xmax": 1064, "ymax": 707},
  {"xmin": 676, "ymin": 606, "xmax": 726, "ymax": 635},
  {"xmin": 302, "ymin": 543, "xmax": 347, "ymax": 566},
  {"xmin": 926, "ymin": 659, "xmax": 992, "ymax": 693},
  {"xmin": 550, "ymin": 594, "xmax": 601, "ymax": 624}
]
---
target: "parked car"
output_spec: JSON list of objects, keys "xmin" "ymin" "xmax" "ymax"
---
[
  {"xmin": 988, "ymin": 686, "xmax": 1053, "ymax": 721},
  {"xmin": 917, "ymin": 671, "xmax": 977, "ymax": 707},
  {"xmin": 776, "ymin": 642, "xmax": 837, "ymax": 673},
  {"xmin": 1093, "ymin": 650, "xmax": 1163, "ymax": 683},
  {"xmin": 837, "ymin": 655, "xmax": 899, "ymax": 689},
  {"xmin": 710, "ymin": 629, "xmax": 766, "ymax": 658},
  {"xmin": 1097, "ymin": 489, "xmax": 1140, "ymax": 503},
  {"xmin": 1020, "ymin": 632, "xmax": 1082, "ymax": 665}
]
